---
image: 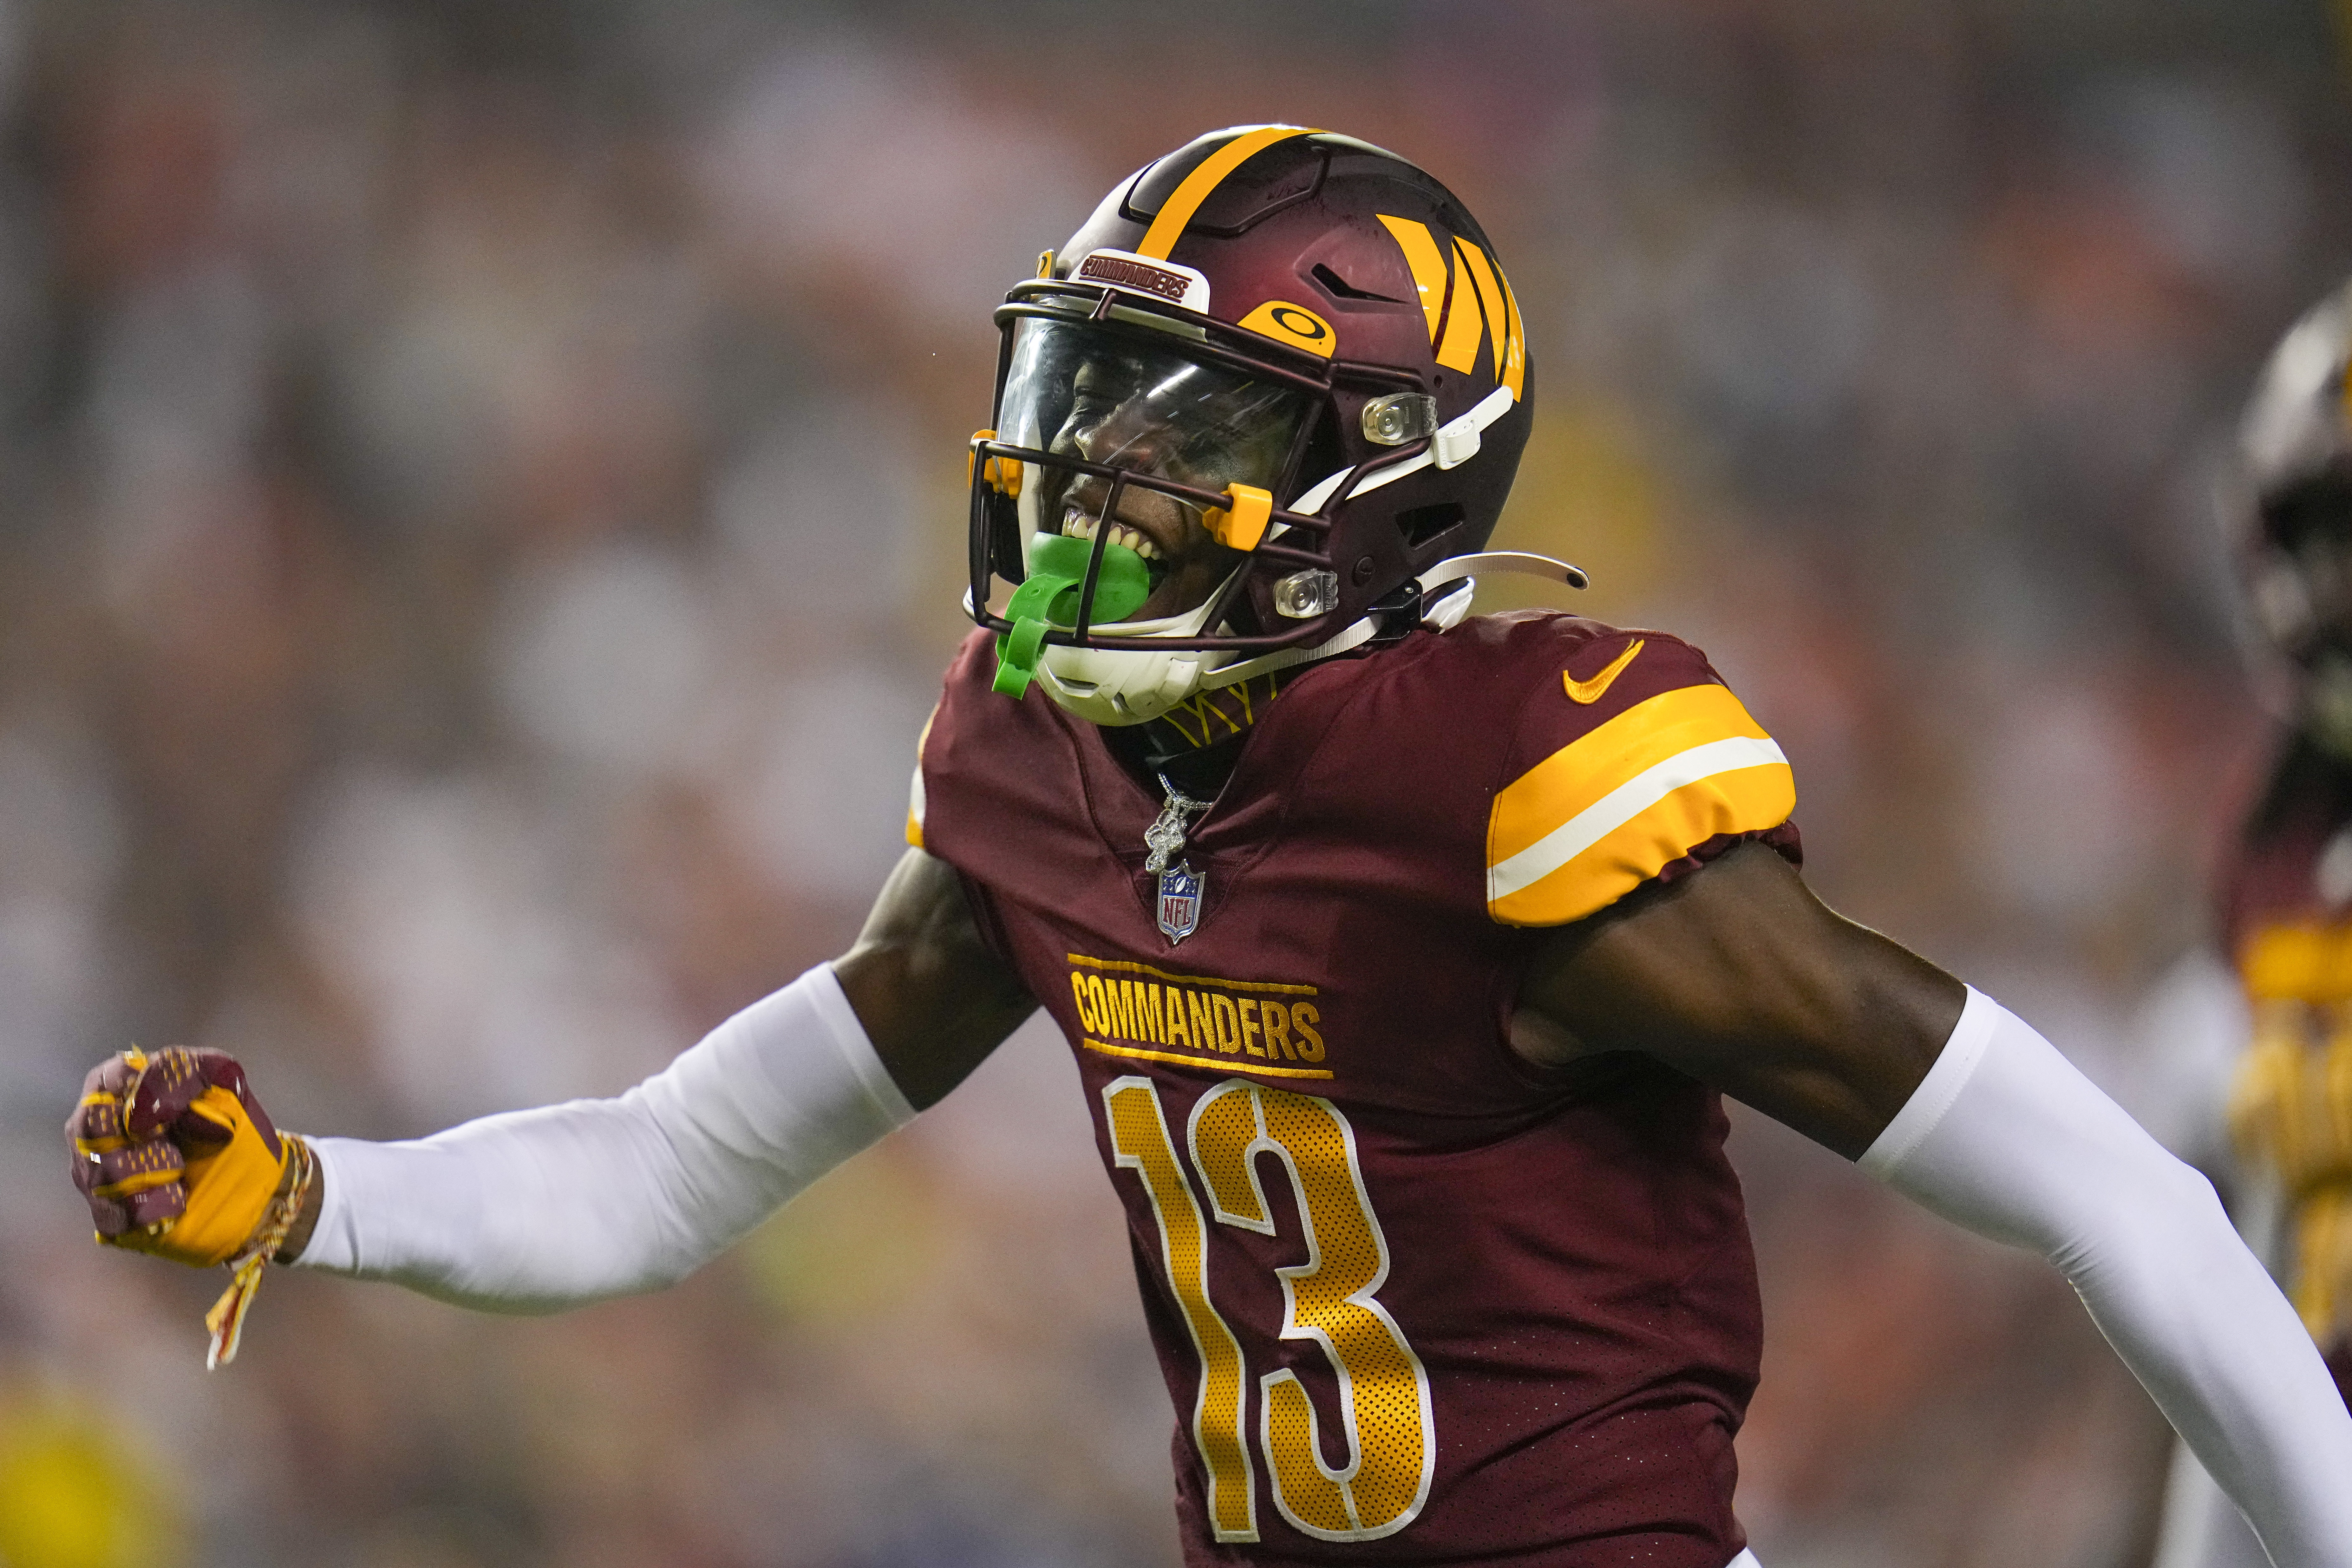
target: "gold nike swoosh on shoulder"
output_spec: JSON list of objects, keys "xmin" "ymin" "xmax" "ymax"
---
[{"xmin": 1563, "ymin": 638, "xmax": 1645, "ymax": 704}]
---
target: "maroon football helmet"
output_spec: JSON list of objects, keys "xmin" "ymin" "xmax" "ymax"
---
[
  {"xmin": 2237, "ymin": 280, "xmax": 2352, "ymax": 752},
  {"xmin": 967, "ymin": 126, "xmax": 1557, "ymax": 722}
]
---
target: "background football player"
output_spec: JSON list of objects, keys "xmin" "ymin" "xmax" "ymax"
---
[
  {"xmin": 2150, "ymin": 282, "xmax": 2352, "ymax": 1568},
  {"xmin": 69, "ymin": 130, "xmax": 2352, "ymax": 1567}
]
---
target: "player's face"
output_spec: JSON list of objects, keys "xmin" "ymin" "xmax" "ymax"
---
[{"xmin": 1000, "ymin": 318, "xmax": 1307, "ymax": 622}]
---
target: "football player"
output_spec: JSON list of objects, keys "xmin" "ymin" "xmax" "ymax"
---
[
  {"xmin": 2151, "ymin": 283, "xmax": 2352, "ymax": 1568},
  {"xmin": 67, "ymin": 129, "xmax": 2352, "ymax": 1568}
]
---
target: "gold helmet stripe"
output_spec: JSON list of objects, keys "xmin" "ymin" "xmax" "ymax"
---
[
  {"xmin": 1453, "ymin": 237, "xmax": 1508, "ymax": 381},
  {"xmin": 1499, "ymin": 267, "xmax": 1527, "ymax": 400},
  {"xmin": 1434, "ymin": 240, "xmax": 1487, "ymax": 374},
  {"xmin": 1137, "ymin": 126, "xmax": 1319, "ymax": 262},
  {"xmin": 1375, "ymin": 215, "xmax": 1450, "ymax": 343}
]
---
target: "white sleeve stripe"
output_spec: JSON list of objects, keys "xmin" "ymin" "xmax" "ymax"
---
[
  {"xmin": 1859, "ymin": 985, "xmax": 2001, "ymax": 1177},
  {"xmin": 1485, "ymin": 735, "xmax": 1788, "ymax": 904}
]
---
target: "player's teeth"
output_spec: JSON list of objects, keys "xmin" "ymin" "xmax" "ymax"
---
[{"xmin": 1057, "ymin": 515, "xmax": 1159, "ymax": 560}]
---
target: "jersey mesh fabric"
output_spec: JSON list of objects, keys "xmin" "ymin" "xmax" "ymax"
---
[{"xmin": 919, "ymin": 611, "xmax": 1795, "ymax": 1566}]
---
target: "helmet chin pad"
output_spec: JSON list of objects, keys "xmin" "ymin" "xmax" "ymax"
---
[
  {"xmin": 1031, "ymin": 569, "xmax": 1236, "ymax": 725},
  {"xmin": 1036, "ymin": 646, "xmax": 1213, "ymax": 726}
]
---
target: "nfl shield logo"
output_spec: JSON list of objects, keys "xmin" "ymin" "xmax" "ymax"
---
[{"xmin": 1157, "ymin": 862, "xmax": 1204, "ymax": 944}]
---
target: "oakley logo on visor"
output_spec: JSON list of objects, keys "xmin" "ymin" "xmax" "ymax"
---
[{"xmin": 1075, "ymin": 248, "xmax": 1212, "ymax": 313}]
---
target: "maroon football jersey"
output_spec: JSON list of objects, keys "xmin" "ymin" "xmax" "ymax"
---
[
  {"xmin": 2220, "ymin": 736, "xmax": 2352, "ymax": 959},
  {"xmin": 2216, "ymin": 735, "xmax": 2352, "ymax": 1401},
  {"xmin": 913, "ymin": 611, "xmax": 1800, "ymax": 1566}
]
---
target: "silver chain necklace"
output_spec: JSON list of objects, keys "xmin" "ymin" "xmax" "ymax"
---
[
  {"xmin": 1143, "ymin": 775, "xmax": 1210, "ymax": 874},
  {"xmin": 1146, "ymin": 775, "xmax": 1211, "ymax": 945}
]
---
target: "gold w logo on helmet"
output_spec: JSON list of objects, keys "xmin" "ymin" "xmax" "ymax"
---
[{"xmin": 1375, "ymin": 216, "xmax": 1526, "ymax": 398}]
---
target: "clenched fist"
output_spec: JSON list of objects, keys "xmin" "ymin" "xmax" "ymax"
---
[
  {"xmin": 67, "ymin": 1046, "xmax": 297, "ymax": 1266},
  {"xmin": 68, "ymin": 1046, "xmax": 319, "ymax": 1365}
]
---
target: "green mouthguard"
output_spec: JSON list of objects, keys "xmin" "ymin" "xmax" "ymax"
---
[{"xmin": 993, "ymin": 532, "xmax": 1152, "ymax": 698}]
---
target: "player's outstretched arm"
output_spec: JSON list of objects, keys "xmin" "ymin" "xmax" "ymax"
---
[
  {"xmin": 69, "ymin": 846, "xmax": 1035, "ymax": 1321},
  {"xmin": 1510, "ymin": 838, "xmax": 1962, "ymax": 1156},
  {"xmin": 1515, "ymin": 842, "xmax": 2352, "ymax": 1568}
]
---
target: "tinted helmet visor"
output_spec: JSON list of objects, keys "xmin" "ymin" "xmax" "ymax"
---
[{"xmin": 997, "ymin": 315, "xmax": 1311, "ymax": 623}]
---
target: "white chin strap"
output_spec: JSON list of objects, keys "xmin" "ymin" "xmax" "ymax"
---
[
  {"xmin": 1195, "ymin": 549, "xmax": 1586, "ymax": 692},
  {"xmin": 1417, "ymin": 550, "xmax": 1589, "ymax": 595}
]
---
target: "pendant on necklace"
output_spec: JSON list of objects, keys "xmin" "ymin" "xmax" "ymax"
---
[
  {"xmin": 1146, "ymin": 777, "xmax": 1209, "ymax": 944},
  {"xmin": 1156, "ymin": 861, "xmax": 1204, "ymax": 944}
]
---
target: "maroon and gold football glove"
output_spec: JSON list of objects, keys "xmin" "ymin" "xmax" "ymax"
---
[
  {"xmin": 68, "ymin": 1047, "xmax": 291, "ymax": 1268},
  {"xmin": 67, "ymin": 1047, "xmax": 316, "ymax": 1366}
]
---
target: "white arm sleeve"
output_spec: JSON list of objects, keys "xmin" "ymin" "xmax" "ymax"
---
[
  {"xmin": 292, "ymin": 964, "xmax": 915, "ymax": 1313},
  {"xmin": 1864, "ymin": 989, "xmax": 2352, "ymax": 1568}
]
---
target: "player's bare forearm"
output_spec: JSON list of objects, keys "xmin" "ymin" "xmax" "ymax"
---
[
  {"xmin": 1512, "ymin": 840, "xmax": 1965, "ymax": 1158},
  {"xmin": 834, "ymin": 847, "xmax": 1038, "ymax": 1110}
]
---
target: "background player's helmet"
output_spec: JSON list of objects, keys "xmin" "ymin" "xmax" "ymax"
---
[
  {"xmin": 967, "ymin": 126, "xmax": 1534, "ymax": 724},
  {"xmin": 2238, "ymin": 279, "xmax": 2352, "ymax": 755}
]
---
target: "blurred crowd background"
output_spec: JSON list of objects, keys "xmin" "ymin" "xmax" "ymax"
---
[{"xmin": 0, "ymin": 0, "xmax": 2343, "ymax": 1564}]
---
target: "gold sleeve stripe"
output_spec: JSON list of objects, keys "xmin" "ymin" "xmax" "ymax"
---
[
  {"xmin": 1487, "ymin": 752, "xmax": 1793, "ymax": 925},
  {"xmin": 1488, "ymin": 683, "xmax": 1771, "ymax": 867},
  {"xmin": 1488, "ymin": 732, "xmax": 1789, "ymax": 902},
  {"xmin": 1486, "ymin": 683, "xmax": 1794, "ymax": 923},
  {"xmin": 1138, "ymin": 127, "xmax": 1316, "ymax": 261},
  {"xmin": 2240, "ymin": 924, "xmax": 2352, "ymax": 1001},
  {"xmin": 905, "ymin": 708, "xmax": 935, "ymax": 849},
  {"xmin": 1375, "ymin": 216, "xmax": 1449, "ymax": 343},
  {"xmin": 1452, "ymin": 238, "xmax": 1507, "ymax": 382}
]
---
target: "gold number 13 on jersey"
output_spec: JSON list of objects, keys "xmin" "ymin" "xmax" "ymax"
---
[{"xmin": 1103, "ymin": 1075, "xmax": 1436, "ymax": 1544}]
